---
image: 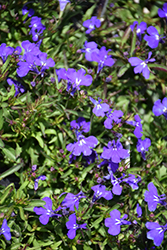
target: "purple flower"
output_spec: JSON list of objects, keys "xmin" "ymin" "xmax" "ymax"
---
[
  {"xmin": 58, "ymin": 0, "xmax": 70, "ymax": 11},
  {"xmin": 34, "ymin": 175, "xmax": 46, "ymax": 190},
  {"xmin": 67, "ymin": 68, "xmax": 93, "ymax": 90},
  {"xmin": 144, "ymin": 26, "xmax": 164, "ymax": 49},
  {"xmin": 7, "ymin": 78, "xmax": 25, "ymax": 96},
  {"xmin": 70, "ymin": 117, "xmax": 90, "ymax": 133},
  {"xmin": 104, "ymin": 109, "xmax": 123, "ymax": 129},
  {"xmin": 66, "ymin": 214, "xmax": 87, "ymax": 239},
  {"xmin": 105, "ymin": 209, "xmax": 131, "ymax": 236},
  {"xmin": 128, "ymin": 52, "xmax": 155, "ymax": 79},
  {"xmin": 136, "ymin": 138, "xmax": 151, "ymax": 160},
  {"xmin": 33, "ymin": 197, "xmax": 61, "ymax": 225},
  {"xmin": 136, "ymin": 203, "xmax": 142, "ymax": 217},
  {"xmin": 61, "ymin": 191, "xmax": 86, "ymax": 211},
  {"xmin": 91, "ymin": 46, "xmax": 115, "ymax": 73},
  {"xmin": 91, "ymin": 184, "xmax": 113, "ymax": 202},
  {"xmin": 101, "ymin": 140, "xmax": 129, "ymax": 163},
  {"xmin": 82, "ymin": 41, "xmax": 99, "ymax": 61},
  {"xmin": 146, "ymin": 222, "xmax": 167, "ymax": 246},
  {"xmin": 126, "ymin": 114, "xmax": 143, "ymax": 138},
  {"xmin": 37, "ymin": 52, "xmax": 55, "ymax": 76},
  {"xmin": 152, "ymin": 97, "xmax": 167, "ymax": 120},
  {"xmin": 0, "ymin": 43, "xmax": 14, "ymax": 63},
  {"xmin": 0, "ymin": 219, "xmax": 11, "ymax": 241},
  {"xmin": 130, "ymin": 21, "xmax": 147, "ymax": 40},
  {"xmin": 98, "ymin": 160, "xmax": 119, "ymax": 173},
  {"xmin": 90, "ymin": 97, "xmax": 109, "ymax": 117},
  {"xmin": 22, "ymin": 5, "xmax": 34, "ymax": 18},
  {"xmin": 83, "ymin": 16, "xmax": 101, "ymax": 34},
  {"xmin": 66, "ymin": 134, "xmax": 98, "ymax": 156},
  {"xmin": 144, "ymin": 182, "xmax": 166, "ymax": 212},
  {"xmin": 158, "ymin": 3, "xmax": 167, "ymax": 20},
  {"xmin": 104, "ymin": 169, "xmax": 123, "ymax": 195},
  {"xmin": 123, "ymin": 174, "xmax": 141, "ymax": 190},
  {"xmin": 29, "ymin": 16, "xmax": 46, "ymax": 42}
]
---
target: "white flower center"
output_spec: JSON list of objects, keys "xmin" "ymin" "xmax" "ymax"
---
[
  {"xmin": 137, "ymin": 28, "xmax": 141, "ymax": 33},
  {"xmin": 141, "ymin": 62, "xmax": 146, "ymax": 68},
  {"xmin": 79, "ymin": 139, "xmax": 86, "ymax": 146},
  {"xmin": 155, "ymin": 35, "xmax": 159, "ymax": 40}
]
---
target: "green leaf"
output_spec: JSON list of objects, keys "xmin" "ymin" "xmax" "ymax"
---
[
  {"xmin": 148, "ymin": 63, "xmax": 167, "ymax": 73},
  {"xmin": 83, "ymin": 4, "xmax": 96, "ymax": 21},
  {"xmin": 2, "ymin": 146, "xmax": 16, "ymax": 161},
  {"xmin": 51, "ymin": 241, "xmax": 62, "ymax": 249},
  {"xmin": 90, "ymin": 216, "xmax": 103, "ymax": 229},
  {"xmin": 0, "ymin": 183, "xmax": 15, "ymax": 204},
  {"xmin": 0, "ymin": 162, "xmax": 24, "ymax": 181},
  {"xmin": 0, "ymin": 139, "xmax": 5, "ymax": 148}
]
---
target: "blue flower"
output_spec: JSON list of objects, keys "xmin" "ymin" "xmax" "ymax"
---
[
  {"xmin": 81, "ymin": 41, "xmax": 99, "ymax": 61},
  {"xmin": 104, "ymin": 109, "xmax": 123, "ymax": 129},
  {"xmin": 144, "ymin": 182, "xmax": 166, "ymax": 212},
  {"xmin": 0, "ymin": 43, "xmax": 14, "ymax": 63},
  {"xmin": 90, "ymin": 97, "xmax": 109, "ymax": 117},
  {"xmin": 126, "ymin": 114, "xmax": 143, "ymax": 138},
  {"xmin": 158, "ymin": 3, "xmax": 167, "ymax": 20},
  {"xmin": 105, "ymin": 209, "xmax": 131, "ymax": 236},
  {"xmin": 66, "ymin": 214, "xmax": 87, "ymax": 239},
  {"xmin": 7, "ymin": 78, "xmax": 25, "ymax": 96},
  {"xmin": 58, "ymin": 0, "xmax": 70, "ymax": 11},
  {"xmin": 101, "ymin": 140, "xmax": 129, "ymax": 163},
  {"xmin": 130, "ymin": 21, "xmax": 147, "ymax": 41},
  {"xmin": 123, "ymin": 174, "xmax": 141, "ymax": 190},
  {"xmin": 61, "ymin": 191, "xmax": 86, "ymax": 211},
  {"xmin": 136, "ymin": 138, "xmax": 151, "ymax": 160},
  {"xmin": 66, "ymin": 133, "xmax": 98, "ymax": 156},
  {"xmin": 146, "ymin": 222, "xmax": 167, "ymax": 246},
  {"xmin": 91, "ymin": 46, "xmax": 115, "ymax": 73},
  {"xmin": 0, "ymin": 219, "xmax": 11, "ymax": 241},
  {"xmin": 33, "ymin": 197, "xmax": 61, "ymax": 225},
  {"xmin": 144, "ymin": 26, "xmax": 164, "ymax": 49},
  {"xmin": 128, "ymin": 52, "xmax": 155, "ymax": 79},
  {"xmin": 70, "ymin": 117, "xmax": 90, "ymax": 133},
  {"xmin": 152, "ymin": 97, "xmax": 167, "ymax": 120},
  {"xmin": 136, "ymin": 203, "xmax": 142, "ymax": 217},
  {"xmin": 83, "ymin": 16, "xmax": 101, "ymax": 34},
  {"xmin": 91, "ymin": 184, "xmax": 113, "ymax": 202},
  {"xmin": 34, "ymin": 175, "xmax": 46, "ymax": 190}
]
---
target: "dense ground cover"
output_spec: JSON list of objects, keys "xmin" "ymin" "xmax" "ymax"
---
[{"xmin": 0, "ymin": 0, "xmax": 167, "ymax": 249}]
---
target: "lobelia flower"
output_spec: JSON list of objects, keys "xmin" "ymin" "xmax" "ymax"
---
[
  {"xmin": 126, "ymin": 114, "xmax": 143, "ymax": 138},
  {"xmin": 7, "ymin": 78, "xmax": 25, "ymax": 96},
  {"xmin": 34, "ymin": 175, "xmax": 46, "ymax": 190},
  {"xmin": 0, "ymin": 43, "xmax": 14, "ymax": 63},
  {"xmin": 81, "ymin": 41, "xmax": 99, "ymax": 61},
  {"xmin": 158, "ymin": 3, "xmax": 167, "ymax": 20},
  {"xmin": 91, "ymin": 46, "xmax": 115, "ymax": 73},
  {"xmin": 130, "ymin": 21, "xmax": 147, "ymax": 41},
  {"xmin": 83, "ymin": 16, "xmax": 101, "ymax": 34},
  {"xmin": 66, "ymin": 132, "xmax": 98, "ymax": 156},
  {"xmin": 29, "ymin": 16, "xmax": 46, "ymax": 42},
  {"xmin": 105, "ymin": 209, "xmax": 131, "ymax": 236},
  {"xmin": 90, "ymin": 97, "xmax": 109, "ymax": 117},
  {"xmin": 33, "ymin": 197, "xmax": 61, "ymax": 225},
  {"xmin": 144, "ymin": 26, "xmax": 164, "ymax": 49},
  {"xmin": 104, "ymin": 109, "xmax": 123, "ymax": 129},
  {"xmin": 98, "ymin": 159, "xmax": 119, "ymax": 173},
  {"xmin": 136, "ymin": 138, "xmax": 151, "ymax": 160},
  {"xmin": 146, "ymin": 221, "xmax": 167, "ymax": 246},
  {"xmin": 144, "ymin": 182, "xmax": 166, "ymax": 212},
  {"xmin": 67, "ymin": 68, "xmax": 93, "ymax": 90},
  {"xmin": 123, "ymin": 174, "xmax": 141, "ymax": 190},
  {"xmin": 61, "ymin": 191, "xmax": 86, "ymax": 211},
  {"xmin": 101, "ymin": 140, "xmax": 129, "ymax": 163},
  {"xmin": 0, "ymin": 219, "xmax": 11, "ymax": 241},
  {"xmin": 152, "ymin": 97, "xmax": 167, "ymax": 120},
  {"xmin": 128, "ymin": 52, "xmax": 155, "ymax": 79},
  {"xmin": 22, "ymin": 5, "xmax": 34, "ymax": 18},
  {"xmin": 104, "ymin": 168, "xmax": 123, "ymax": 195},
  {"xmin": 66, "ymin": 214, "xmax": 87, "ymax": 239},
  {"xmin": 37, "ymin": 52, "xmax": 55, "ymax": 77},
  {"xmin": 136, "ymin": 203, "xmax": 142, "ymax": 217},
  {"xmin": 91, "ymin": 184, "xmax": 113, "ymax": 202},
  {"xmin": 70, "ymin": 117, "xmax": 90, "ymax": 133},
  {"xmin": 58, "ymin": 0, "xmax": 70, "ymax": 11}
]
